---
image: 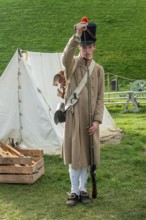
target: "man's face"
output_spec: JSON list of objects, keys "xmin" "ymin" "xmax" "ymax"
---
[{"xmin": 79, "ymin": 44, "xmax": 96, "ymax": 59}]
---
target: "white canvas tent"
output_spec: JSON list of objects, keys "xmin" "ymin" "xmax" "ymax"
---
[{"xmin": 0, "ymin": 49, "xmax": 120, "ymax": 154}]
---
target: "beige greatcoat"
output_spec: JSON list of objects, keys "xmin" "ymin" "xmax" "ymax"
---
[{"xmin": 62, "ymin": 36, "xmax": 104, "ymax": 169}]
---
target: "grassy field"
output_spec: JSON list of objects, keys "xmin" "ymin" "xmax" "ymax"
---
[
  {"xmin": 0, "ymin": 0, "xmax": 146, "ymax": 219},
  {"xmin": 0, "ymin": 0, "xmax": 146, "ymax": 81},
  {"xmin": 0, "ymin": 105, "xmax": 146, "ymax": 220}
]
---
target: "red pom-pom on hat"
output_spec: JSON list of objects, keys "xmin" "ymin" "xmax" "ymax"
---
[{"xmin": 81, "ymin": 17, "xmax": 88, "ymax": 23}]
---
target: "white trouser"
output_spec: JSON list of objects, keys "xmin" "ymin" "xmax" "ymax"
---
[{"xmin": 69, "ymin": 164, "xmax": 88, "ymax": 195}]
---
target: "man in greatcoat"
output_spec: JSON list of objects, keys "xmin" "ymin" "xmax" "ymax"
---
[{"xmin": 61, "ymin": 20, "xmax": 104, "ymax": 206}]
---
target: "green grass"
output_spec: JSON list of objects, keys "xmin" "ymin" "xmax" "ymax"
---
[
  {"xmin": 0, "ymin": 106, "xmax": 146, "ymax": 220},
  {"xmin": 0, "ymin": 0, "xmax": 146, "ymax": 81}
]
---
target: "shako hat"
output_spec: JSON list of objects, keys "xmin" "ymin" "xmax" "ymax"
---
[{"xmin": 80, "ymin": 22, "xmax": 97, "ymax": 46}]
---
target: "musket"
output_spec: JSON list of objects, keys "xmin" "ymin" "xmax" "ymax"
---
[
  {"xmin": 82, "ymin": 18, "xmax": 97, "ymax": 198},
  {"xmin": 87, "ymin": 63, "xmax": 97, "ymax": 199}
]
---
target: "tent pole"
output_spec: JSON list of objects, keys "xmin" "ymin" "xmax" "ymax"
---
[{"xmin": 17, "ymin": 50, "xmax": 23, "ymax": 143}]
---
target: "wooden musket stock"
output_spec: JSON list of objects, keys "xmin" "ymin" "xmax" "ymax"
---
[{"xmin": 87, "ymin": 62, "xmax": 97, "ymax": 199}]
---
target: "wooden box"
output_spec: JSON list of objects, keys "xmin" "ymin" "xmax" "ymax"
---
[{"xmin": 0, "ymin": 149, "xmax": 44, "ymax": 184}]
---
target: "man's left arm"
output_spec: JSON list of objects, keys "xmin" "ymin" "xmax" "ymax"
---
[
  {"xmin": 93, "ymin": 65, "xmax": 105, "ymax": 124},
  {"xmin": 88, "ymin": 65, "xmax": 104, "ymax": 135}
]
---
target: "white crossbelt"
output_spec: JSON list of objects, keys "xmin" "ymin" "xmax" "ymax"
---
[{"xmin": 65, "ymin": 60, "xmax": 96, "ymax": 110}]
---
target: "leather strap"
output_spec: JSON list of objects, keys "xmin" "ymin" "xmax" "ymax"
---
[{"xmin": 65, "ymin": 60, "xmax": 95, "ymax": 110}]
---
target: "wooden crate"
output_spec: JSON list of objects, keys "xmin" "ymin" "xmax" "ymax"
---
[{"xmin": 0, "ymin": 148, "xmax": 44, "ymax": 184}]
